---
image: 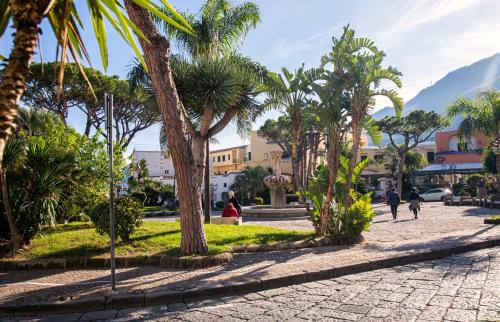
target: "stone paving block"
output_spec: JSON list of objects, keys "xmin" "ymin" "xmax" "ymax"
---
[
  {"xmin": 444, "ymin": 308, "xmax": 477, "ymax": 322},
  {"xmin": 167, "ymin": 302, "xmax": 187, "ymax": 312},
  {"xmin": 451, "ymin": 296, "xmax": 479, "ymax": 310},
  {"xmin": 418, "ymin": 305, "xmax": 447, "ymax": 321},
  {"xmin": 105, "ymin": 292, "xmax": 145, "ymax": 309},
  {"xmin": 80, "ymin": 309, "xmax": 117, "ymax": 321},
  {"xmin": 145, "ymin": 290, "xmax": 183, "ymax": 306},
  {"xmin": 428, "ymin": 295, "xmax": 454, "ymax": 307},
  {"xmin": 368, "ymin": 307, "xmax": 391, "ymax": 317}
]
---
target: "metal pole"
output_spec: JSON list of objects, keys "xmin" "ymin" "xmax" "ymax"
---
[{"xmin": 105, "ymin": 93, "xmax": 116, "ymax": 291}]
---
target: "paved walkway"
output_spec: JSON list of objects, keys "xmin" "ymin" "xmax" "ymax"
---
[
  {"xmin": 0, "ymin": 204, "xmax": 499, "ymax": 310},
  {"xmin": 7, "ymin": 247, "xmax": 499, "ymax": 321}
]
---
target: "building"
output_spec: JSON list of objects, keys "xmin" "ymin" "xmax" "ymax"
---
[
  {"xmin": 130, "ymin": 149, "xmax": 176, "ymax": 185},
  {"xmin": 246, "ymin": 131, "xmax": 293, "ymax": 174},
  {"xmin": 435, "ymin": 130, "xmax": 488, "ymax": 164},
  {"xmin": 211, "ymin": 145, "xmax": 250, "ymax": 175}
]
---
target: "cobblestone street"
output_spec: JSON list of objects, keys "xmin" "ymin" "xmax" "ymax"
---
[{"xmin": 6, "ymin": 247, "xmax": 500, "ymax": 321}]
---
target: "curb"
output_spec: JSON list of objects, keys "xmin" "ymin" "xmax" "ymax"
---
[
  {"xmin": 0, "ymin": 237, "xmax": 331, "ymax": 270},
  {"xmin": 0, "ymin": 252, "xmax": 233, "ymax": 270},
  {"xmin": 1, "ymin": 238, "xmax": 499, "ymax": 317}
]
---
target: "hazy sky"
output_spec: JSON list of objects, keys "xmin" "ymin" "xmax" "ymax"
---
[{"xmin": 1, "ymin": 0, "xmax": 499, "ymax": 153}]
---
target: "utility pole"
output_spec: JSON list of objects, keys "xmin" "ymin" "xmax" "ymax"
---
[{"xmin": 105, "ymin": 93, "xmax": 116, "ymax": 291}]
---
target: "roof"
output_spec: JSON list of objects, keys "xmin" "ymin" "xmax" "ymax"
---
[
  {"xmin": 416, "ymin": 162, "xmax": 484, "ymax": 175},
  {"xmin": 210, "ymin": 145, "xmax": 249, "ymax": 153}
]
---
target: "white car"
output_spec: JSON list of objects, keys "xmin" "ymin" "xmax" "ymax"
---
[{"xmin": 420, "ymin": 188, "xmax": 452, "ymax": 202}]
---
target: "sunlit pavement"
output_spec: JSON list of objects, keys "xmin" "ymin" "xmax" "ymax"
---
[{"xmin": 6, "ymin": 246, "xmax": 500, "ymax": 321}]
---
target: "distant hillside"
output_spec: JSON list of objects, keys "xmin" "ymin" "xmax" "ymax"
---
[
  {"xmin": 373, "ymin": 53, "xmax": 500, "ymax": 120},
  {"xmin": 371, "ymin": 53, "xmax": 500, "ymax": 145}
]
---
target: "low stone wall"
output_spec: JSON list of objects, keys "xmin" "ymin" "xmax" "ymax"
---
[{"xmin": 241, "ymin": 205, "xmax": 310, "ymax": 218}]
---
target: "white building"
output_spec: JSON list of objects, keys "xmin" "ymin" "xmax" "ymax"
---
[
  {"xmin": 130, "ymin": 149, "xmax": 175, "ymax": 185},
  {"xmin": 210, "ymin": 172, "xmax": 239, "ymax": 202}
]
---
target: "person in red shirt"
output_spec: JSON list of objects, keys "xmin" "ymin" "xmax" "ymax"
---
[{"xmin": 221, "ymin": 202, "xmax": 239, "ymax": 217}]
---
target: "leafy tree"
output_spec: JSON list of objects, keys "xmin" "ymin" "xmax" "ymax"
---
[
  {"xmin": 129, "ymin": 159, "xmax": 149, "ymax": 183},
  {"xmin": 376, "ymin": 110, "xmax": 449, "ymax": 194},
  {"xmin": 1, "ymin": 108, "xmax": 125, "ymax": 254},
  {"xmin": 0, "ymin": 0, "xmax": 188, "ymax": 167},
  {"xmin": 23, "ymin": 62, "xmax": 160, "ymax": 147},
  {"xmin": 230, "ymin": 166, "xmax": 271, "ymax": 202},
  {"xmin": 257, "ymin": 117, "xmax": 292, "ymax": 155}
]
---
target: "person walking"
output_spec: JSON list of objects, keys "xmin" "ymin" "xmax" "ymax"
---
[
  {"xmin": 408, "ymin": 187, "xmax": 421, "ymax": 219},
  {"xmin": 387, "ymin": 188, "xmax": 401, "ymax": 220}
]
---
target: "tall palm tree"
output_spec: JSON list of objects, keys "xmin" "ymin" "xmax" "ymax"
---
[
  {"xmin": 126, "ymin": 0, "xmax": 264, "ymax": 254},
  {"xmin": 344, "ymin": 50, "xmax": 403, "ymax": 206},
  {"xmin": 0, "ymin": 0, "xmax": 190, "ymax": 171},
  {"xmin": 263, "ymin": 66, "xmax": 322, "ymax": 199}
]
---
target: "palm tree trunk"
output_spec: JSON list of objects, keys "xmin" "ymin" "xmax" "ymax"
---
[
  {"xmin": 204, "ymin": 139, "xmax": 211, "ymax": 223},
  {"xmin": 0, "ymin": 1, "xmax": 49, "ymax": 165},
  {"xmin": 0, "ymin": 168, "xmax": 22, "ymax": 255},
  {"xmin": 291, "ymin": 126, "xmax": 304, "ymax": 201},
  {"xmin": 319, "ymin": 130, "xmax": 341, "ymax": 236},
  {"xmin": 344, "ymin": 119, "xmax": 362, "ymax": 207},
  {"xmin": 125, "ymin": 0, "xmax": 208, "ymax": 255}
]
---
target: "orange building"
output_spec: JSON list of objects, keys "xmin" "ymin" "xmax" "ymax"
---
[{"xmin": 435, "ymin": 130, "xmax": 488, "ymax": 164}]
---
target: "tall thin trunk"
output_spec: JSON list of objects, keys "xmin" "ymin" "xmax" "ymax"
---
[
  {"xmin": 125, "ymin": 1, "xmax": 208, "ymax": 255},
  {"xmin": 311, "ymin": 133, "xmax": 320, "ymax": 176},
  {"xmin": 84, "ymin": 114, "xmax": 92, "ymax": 137},
  {"xmin": 396, "ymin": 150, "xmax": 407, "ymax": 196},
  {"xmin": 204, "ymin": 139, "xmax": 210, "ymax": 223},
  {"xmin": 0, "ymin": 1, "xmax": 50, "ymax": 165},
  {"xmin": 0, "ymin": 168, "xmax": 22, "ymax": 255},
  {"xmin": 344, "ymin": 118, "xmax": 362, "ymax": 207},
  {"xmin": 291, "ymin": 126, "xmax": 304, "ymax": 201},
  {"xmin": 319, "ymin": 129, "xmax": 341, "ymax": 236}
]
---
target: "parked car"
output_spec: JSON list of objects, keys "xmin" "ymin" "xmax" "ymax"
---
[{"xmin": 420, "ymin": 188, "xmax": 452, "ymax": 201}]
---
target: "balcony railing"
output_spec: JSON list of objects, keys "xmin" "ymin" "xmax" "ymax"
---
[{"xmin": 436, "ymin": 149, "xmax": 483, "ymax": 156}]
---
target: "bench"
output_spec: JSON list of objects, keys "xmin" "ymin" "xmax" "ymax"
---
[{"xmin": 210, "ymin": 217, "xmax": 242, "ymax": 225}]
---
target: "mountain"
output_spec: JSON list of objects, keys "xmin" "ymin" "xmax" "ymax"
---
[{"xmin": 373, "ymin": 53, "xmax": 500, "ymax": 120}]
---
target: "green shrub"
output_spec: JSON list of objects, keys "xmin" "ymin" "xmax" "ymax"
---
[
  {"xmin": 90, "ymin": 197, "xmax": 144, "ymax": 242},
  {"xmin": 345, "ymin": 193, "xmax": 376, "ymax": 240},
  {"xmin": 215, "ymin": 200, "xmax": 225, "ymax": 209},
  {"xmin": 254, "ymin": 197, "xmax": 263, "ymax": 205},
  {"xmin": 130, "ymin": 191, "xmax": 147, "ymax": 205}
]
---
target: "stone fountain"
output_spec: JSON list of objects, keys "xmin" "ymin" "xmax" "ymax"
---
[
  {"xmin": 241, "ymin": 151, "xmax": 308, "ymax": 218},
  {"xmin": 263, "ymin": 151, "xmax": 292, "ymax": 208}
]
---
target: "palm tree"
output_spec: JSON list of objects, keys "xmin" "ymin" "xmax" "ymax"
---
[
  {"xmin": 125, "ymin": 0, "xmax": 263, "ymax": 254},
  {"xmin": 447, "ymin": 90, "xmax": 500, "ymax": 174},
  {"xmin": 0, "ymin": 139, "xmax": 24, "ymax": 255},
  {"xmin": 447, "ymin": 91, "xmax": 499, "ymax": 141},
  {"xmin": 0, "ymin": 0, "xmax": 190, "ymax": 170},
  {"xmin": 263, "ymin": 66, "xmax": 321, "ymax": 199},
  {"xmin": 344, "ymin": 50, "xmax": 403, "ymax": 207},
  {"xmin": 230, "ymin": 166, "xmax": 270, "ymax": 201}
]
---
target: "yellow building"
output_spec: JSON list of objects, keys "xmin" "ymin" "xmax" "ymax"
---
[
  {"xmin": 210, "ymin": 145, "xmax": 250, "ymax": 175},
  {"xmin": 246, "ymin": 131, "xmax": 294, "ymax": 174},
  {"xmin": 360, "ymin": 142, "xmax": 436, "ymax": 177}
]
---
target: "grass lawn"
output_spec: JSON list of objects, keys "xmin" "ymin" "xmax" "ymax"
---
[{"xmin": 13, "ymin": 222, "xmax": 313, "ymax": 260}]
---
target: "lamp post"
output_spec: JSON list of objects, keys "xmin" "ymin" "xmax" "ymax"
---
[{"xmin": 104, "ymin": 93, "xmax": 116, "ymax": 291}]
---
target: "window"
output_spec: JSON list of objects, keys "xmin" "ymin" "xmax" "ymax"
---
[
  {"xmin": 374, "ymin": 154, "xmax": 383, "ymax": 162},
  {"xmin": 360, "ymin": 155, "xmax": 368, "ymax": 161},
  {"xmin": 217, "ymin": 156, "xmax": 221, "ymax": 162},
  {"xmin": 223, "ymin": 183, "xmax": 227, "ymax": 188},
  {"xmin": 248, "ymin": 152, "xmax": 252, "ymax": 161},
  {"xmin": 228, "ymin": 154, "xmax": 231, "ymax": 160},
  {"xmin": 165, "ymin": 170, "xmax": 167, "ymax": 174},
  {"xmin": 213, "ymin": 157, "xmax": 215, "ymax": 162},
  {"xmin": 166, "ymin": 170, "xmax": 169, "ymax": 174},
  {"xmin": 427, "ymin": 151, "xmax": 435, "ymax": 163},
  {"xmin": 222, "ymin": 155, "xmax": 226, "ymax": 162},
  {"xmin": 224, "ymin": 171, "xmax": 227, "ymax": 175}
]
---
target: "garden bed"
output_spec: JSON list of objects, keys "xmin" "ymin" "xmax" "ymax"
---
[{"xmin": 1, "ymin": 222, "xmax": 313, "ymax": 269}]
